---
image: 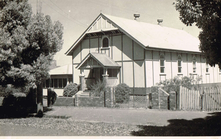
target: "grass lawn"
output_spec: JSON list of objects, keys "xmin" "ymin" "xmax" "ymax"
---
[{"xmin": 0, "ymin": 110, "xmax": 221, "ymax": 136}]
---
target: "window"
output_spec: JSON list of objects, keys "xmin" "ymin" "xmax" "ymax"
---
[
  {"xmin": 54, "ymin": 79, "xmax": 58, "ymax": 88},
  {"xmin": 43, "ymin": 78, "xmax": 72, "ymax": 89},
  {"xmin": 63, "ymin": 78, "xmax": 67, "ymax": 87},
  {"xmin": 178, "ymin": 55, "xmax": 182, "ymax": 73},
  {"xmin": 206, "ymin": 64, "xmax": 209, "ymax": 73},
  {"xmin": 160, "ymin": 55, "xmax": 165, "ymax": 73},
  {"xmin": 59, "ymin": 79, "xmax": 62, "ymax": 88},
  {"xmin": 102, "ymin": 37, "xmax": 109, "ymax": 47},
  {"xmin": 193, "ymin": 57, "xmax": 196, "ymax": 73}
]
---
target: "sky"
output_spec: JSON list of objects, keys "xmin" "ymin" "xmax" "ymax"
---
[{"xmin": 28, "ymin": 0, "xmax": 201, "ymax": 67}]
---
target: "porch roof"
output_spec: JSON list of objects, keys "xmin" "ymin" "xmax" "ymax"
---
[{"xmin": 76, "ymin": 53, "xmax": 121, "ymax": 69}]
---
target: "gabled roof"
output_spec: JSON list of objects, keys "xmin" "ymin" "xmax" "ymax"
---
[
  {"xmin": 66, "ymin": 13, "xmax": 200, "ymax": 55},
  {"xmin": 76, "ymin": 53, "xmax": 121, "ymax": 69},
  {"xmin": 49, "ymin": 64, "xmax": 72, "ymax": 75}
]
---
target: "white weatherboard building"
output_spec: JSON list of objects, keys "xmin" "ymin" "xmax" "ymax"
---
[
  {"xmin": 65, "ymin": 13, "xmax": 221, "ymax": 94},
  {"xmin": 43, "ymin": 64, "xmax": 73, "ymax": 96}
]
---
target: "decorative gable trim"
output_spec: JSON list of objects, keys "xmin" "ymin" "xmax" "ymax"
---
[{"xmin": 65, "ymin": 13, "xmax": 119, "ymax": 56}]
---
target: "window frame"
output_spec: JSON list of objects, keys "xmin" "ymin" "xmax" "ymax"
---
[
  {"xmin": 101, "ymin": 36, "xmax": 110, "ymax": 48},
  {"xmin": 193, "ymin": 56, "xmax": 196, "ymax": 73},
  {"xmin": 178, "ymin": 55, "xmax": 182, "ymax": 73},
  {"xmin": 160, "ymin": 54, "xmax": 165, "ymax": 74},
  {"xmin": 206, "ymin": 64, "xmax": 209, "ymax": 73}
]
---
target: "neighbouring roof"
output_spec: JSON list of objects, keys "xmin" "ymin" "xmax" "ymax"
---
[
  {"xmin": 49, "ymin": 64, "xmax": 72, "ymax": 75},
  {"xmin": 66, "ymin": 13, "xmax": 200, "ymax": 55},
  {"xmin": 76, "ymin": 53, "xmax": 121, "ymax": 69}
]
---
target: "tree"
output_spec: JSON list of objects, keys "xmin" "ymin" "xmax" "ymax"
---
[
  {"xmin": 175, "ymin": 0, "xmax": 221, "ymax": 67},
  {"xmin": 0, "ymin": 0, "xmax": 63, "ymax": 95}
]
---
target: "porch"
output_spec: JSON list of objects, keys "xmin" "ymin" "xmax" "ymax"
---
[{"xmin": 76, "ymin": 52, "xmax": 121, "ymax": 91}]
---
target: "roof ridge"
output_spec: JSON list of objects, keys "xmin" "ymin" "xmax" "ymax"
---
[{"xmin": 102, "ymin": 13, "xmax": 192, "ymax": 34}]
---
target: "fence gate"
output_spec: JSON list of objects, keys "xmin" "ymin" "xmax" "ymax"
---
[
  {"xmin": 180, "ymin": 85, "xmax": 221, "ymax": 111},
  {"xmin": 128, "ymin": 95, "xmax": 149, "ymax": 109},
  {"xmin": 179, "ymin": 86, "xmax": 201, "ymax": 111},
  {"xmin": 115, "ymin": 94, "xmax": 150, "ymax": 109},
  {"xmin": 200, "ymin": 86, "xmax": 221, "ymax": 111}
]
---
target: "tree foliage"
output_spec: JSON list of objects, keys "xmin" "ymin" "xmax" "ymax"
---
[
  {"xmin": 175, "ymin": 0, "xmax": 221, "ymax": 67},
  {"xmin": 0, "ymin": 0, "xmax": 63, "ymax": 94}
]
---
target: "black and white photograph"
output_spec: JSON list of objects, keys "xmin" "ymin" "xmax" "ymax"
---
[{"xmin": 0, "ymin": 0, "xmax": 221, "ymax": 137}]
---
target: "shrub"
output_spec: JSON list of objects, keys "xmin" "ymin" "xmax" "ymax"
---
[
  {"xmin": 48, "ymin": 88, "xmax": 57, "ymax": 105},
  {"xmin": 2, "ymin": 92, "xmax": 28, "ymax": 117},
  {"xmin": 151, "ymin": 75, "xmax": 202, "ymax": 93},
  {"xmin": 115, "ymin": 83, "xmax": 131, "ymax": 103},
  {"xmin": 63, "ymin": 83, "xmax": 79, "ymax": 97},
  {"xmin": 90, "ymin": 80, "xmax": 106, "ymax": 97}
]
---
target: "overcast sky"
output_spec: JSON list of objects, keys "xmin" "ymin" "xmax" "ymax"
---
[{"xmin": 28, "ymin": 0, "xmax": 201, "ymax": 67}]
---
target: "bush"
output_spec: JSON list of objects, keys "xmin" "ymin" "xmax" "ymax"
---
[
  {"xmin": 48, "ymin": 88, "xmax": 57, "ymax": 106},
  {"xmin": 151, "ymin": 75, "xmax": 202, "ymax": 93},
  {"xmin": 2, "ymin": 93, "xmax": 28, "ymax": 117},
  {"xmin": 115, "ymin": 83, "xmax": 131, "ymax": 103},
  {"xmin": 63, "ymin": 83, "xmax": 79, "ymax": 97},
  {"xmin": 90, "ymin": 80, "xmax": 106, "ymax": 97}
]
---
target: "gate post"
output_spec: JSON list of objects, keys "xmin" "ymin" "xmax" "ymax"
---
[
  {"xmin": 200, "ymin": 94, "xmax": 204, "ymax": 111},
  {"xmin": 158, "ymin": 89, "xmax": 161, "ymax": 109},
  {"xmin": 75, "ymin": 94, "xmax": 78, "ymax": 107},
  {"xmin": 167, "ymin": 95, "xmax": 170, "ymax": 110},
  {"xmin": 110, "ymin": 87, "xmax": 114, "ymax": 108}
]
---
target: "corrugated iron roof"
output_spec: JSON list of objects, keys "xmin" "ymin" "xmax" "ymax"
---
[
  {"xmin": 76, "ymin": 53, "xmax": 121, "ymax": 69},
  {"xmin": 49, "ymin": 64, "xmax": 72, "ymax": 75},
  {"xmin": 103, "ymin": 14, "xmax": 200, "ymax": 52},
  {"xmin": 66, "ymin": 13, "xmax": 200, "ymax": 55}
]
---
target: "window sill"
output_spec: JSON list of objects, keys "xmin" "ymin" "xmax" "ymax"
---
[
  {"xmin": 177, "ymin": 73, "xmax": 183, "ymax": 76},
  {"xmin": 101, "ymin": 47, "xmax": 110, "ymax": 50},
  {"xmin": 189, "ymin": 73, "xmax": 197, "ymax": 75},
  {"xmin": 159, "ymin": 73, "xmax": 166, "ymax": 76},
  {"xmin": 205, "ymin": 73, "xmax": 210, "ymax": 75}
]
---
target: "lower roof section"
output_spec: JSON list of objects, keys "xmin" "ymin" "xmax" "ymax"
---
[{"xmin": 76, "ymin": 52, "xmax": 121, "ymax": 69}]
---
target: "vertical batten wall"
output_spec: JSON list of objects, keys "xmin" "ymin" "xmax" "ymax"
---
[
  {"xmin": 72, "ymin": 32, "xmax": 221, "ymax": 87},
  {"xmin": 112, "ymin": 34, "xmax": 146, "ymax": 90},
  {"xmin": 144, "ymin": 50, "xmax": 221, "ymax": 87}
]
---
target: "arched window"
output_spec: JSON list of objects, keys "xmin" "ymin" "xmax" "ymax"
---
[
  {"xmin": 102, "ymin": 37, "xmax": 109, "ymax": 48},
  {"xmin": 160, "ymin": 54, "xmax": 165, "ymax": 73},
  {"xmin": 178, "ymin": 55, "xmax": 182, "ymax": 73}
]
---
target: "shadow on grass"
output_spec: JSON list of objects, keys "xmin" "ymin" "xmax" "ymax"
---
[
  {"xmin": 0, "ymin": 106, "xmax": 53, "ymax": 119},
  {"xmin": 131, "ymin": 112, "xmax": 221, "ymax": 136}
]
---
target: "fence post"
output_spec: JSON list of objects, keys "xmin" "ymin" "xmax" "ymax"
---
[
  {"xmin": 168, "ymin": 95, "xmax": 170, "ymax": 110},
  {"xmin": 179, "ymin": 86, "xmax": 182, "ymax": 110},
  {"xmin": 200, "ymin": 94, "xmax": 203, "ymax": 111},
  {"xmin": 158, "ymin": 89, "xmax": 161, "ymax": 109},
  {"xmin": 75, "ymin": 94, "xmax": 78, "ymax": 107},
  {"xmin": 104, "ymin": 90, "xmax": 106, "ymax": 107},
  {"xmin": 110, "ymin": 87, "xmax": 114, "ymax": 108}
]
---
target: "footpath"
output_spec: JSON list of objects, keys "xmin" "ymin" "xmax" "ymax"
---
[{"xmin": 44, "ymin": 106, "xmax": 210, "ymax": 126}]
